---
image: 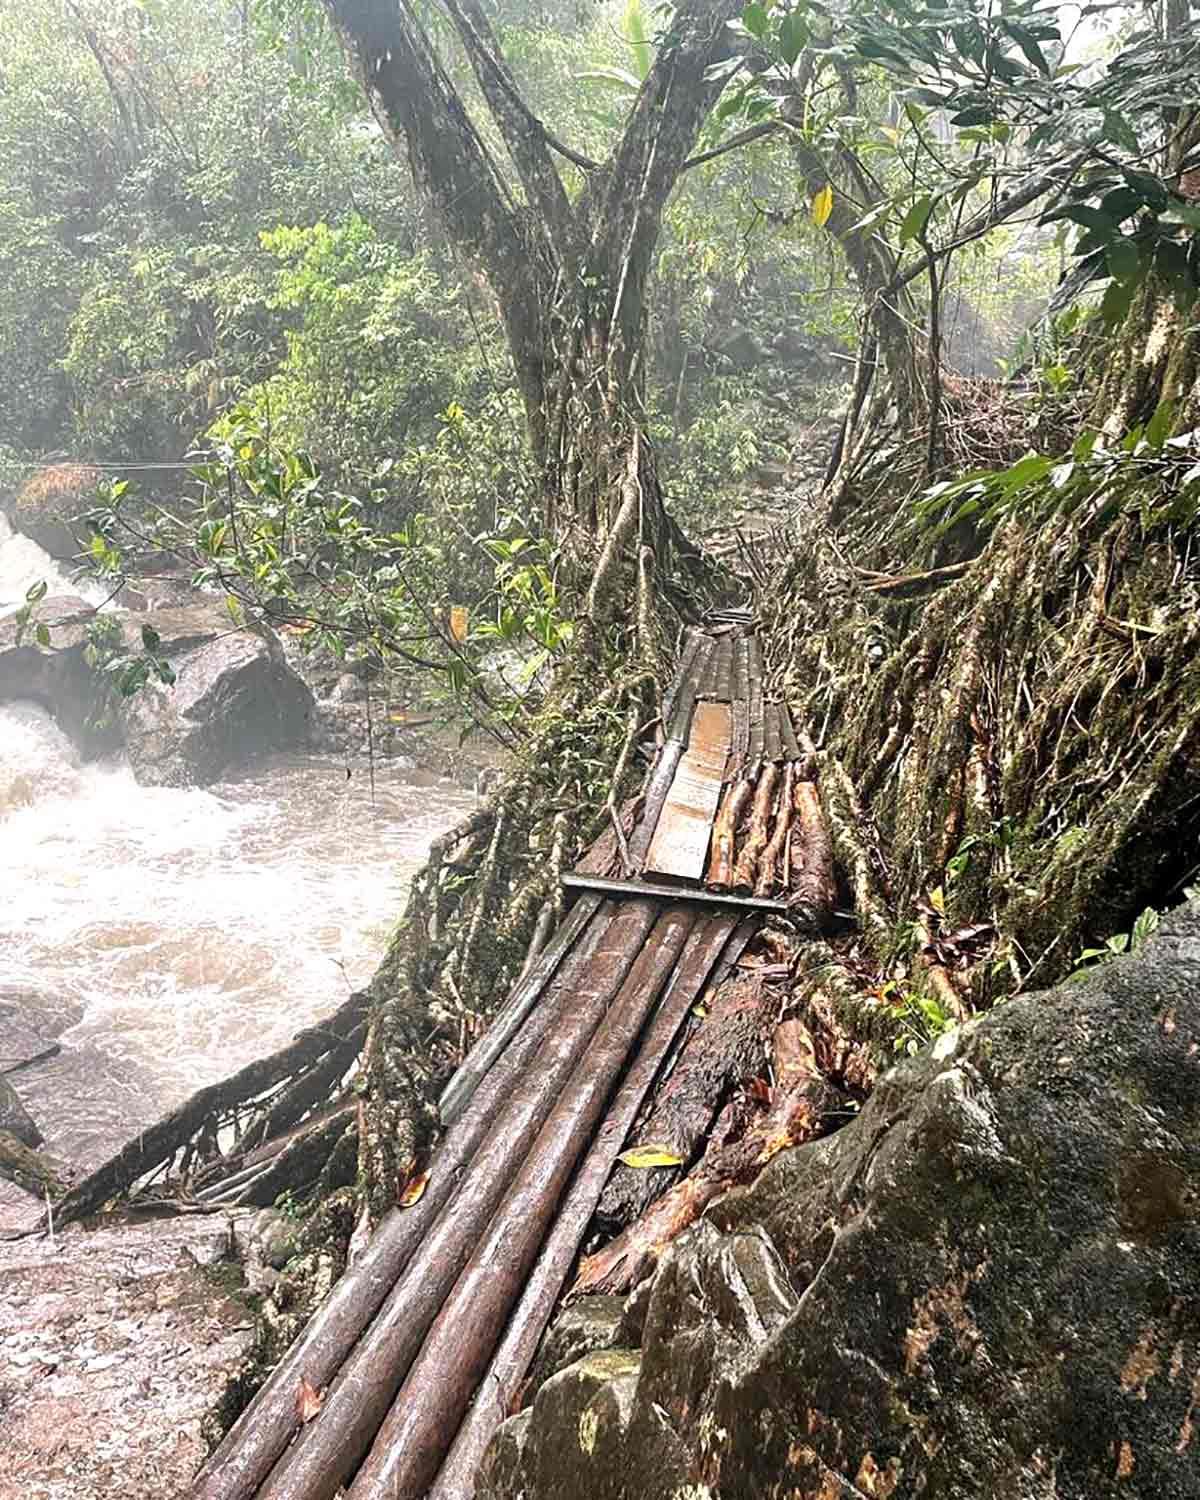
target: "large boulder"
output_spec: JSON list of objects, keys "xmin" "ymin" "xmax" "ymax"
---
[
  {"xmin": 482, "ymin": 900, "xmax": 1200, "ymax": 1500},
  {"xmin": 0, "ymin": 598, "xmax": 313, "ymax": 783}
]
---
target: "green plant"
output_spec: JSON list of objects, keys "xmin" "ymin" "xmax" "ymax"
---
[
  {"xmin": 1070, "ymin": 906, "xmax": 1161, "ymax": 980},
  {"xmin": 874, "ymin": 977, "xmax": 956, "ymax": 1057}
]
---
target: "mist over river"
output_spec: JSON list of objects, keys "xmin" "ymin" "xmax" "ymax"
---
[{"xmin": 0, "ymin": 520, "xmax": 476, "ymax": 1214}]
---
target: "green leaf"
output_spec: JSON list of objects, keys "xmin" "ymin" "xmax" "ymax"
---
[
  {"xmin": 1106, "ymin": 237, "xmax": 1141, "ymax": 283},
  {"xmin": 141, "ymin": 623, "xmax": 161, "ymax": 652},
  {"xmin": 25, "ymin": 579, "xmax": 48, "ymax": 604},
  {"xmin": 741, "ymin": 2, "xmax": 769, "ymax": 39},
  {"xmin": 1144, "ymin": 398, "xmax": 1177, "ymax": 451},
  {"xmin": 575, "ymin": 66, "xmax": 642, "ymax": 94},
  {"xmin": 35, "ymin": 622, "xmax": 51, "ymax": 648},
  {"xmin": 1099, "ymin": 277, "xmax": 1137, "ymax": 328},
  {"xmin": 1000, "ymin": 20, "xmax": 1050, "ymax": 75},
  {"xmin": 951, "ymin": 106, "xmax": 995, "ymax": 127},
  {"xmin": 898, "ymin": 194, "xmax": 934, "ymax": 245},
  {"xmin": 1123, "ymin": 169, "xmax": 1169, "ymax": 214}
]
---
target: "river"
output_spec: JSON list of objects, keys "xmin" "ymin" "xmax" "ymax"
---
[{"xmin": 0, "ymin": 515, "xmax": 477, "ymax": 1217}]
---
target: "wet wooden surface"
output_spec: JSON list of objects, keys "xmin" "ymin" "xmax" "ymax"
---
[{"xmin": 644, "ymin": 701, "xmax": 732, "ymax": 882}]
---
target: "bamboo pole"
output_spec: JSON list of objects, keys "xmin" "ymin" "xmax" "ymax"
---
[
  {"xmin": 343, "ymin": 906, "xmax": 699, "ymax": 1500},
  {"xmin": 755, "ymin": 762, "xmax": 795, "ymax": 899},
  {"xmin": 425, "ymin": 912, "xmax": 741, "ymax": 1500},
  {"xmin": 437, "ymin": 892, "xmax": 602, "ymax": 1126},
  {"xmin": 251, "ymin": 900, "xmax": 661, "ymax": 1500},
  {"xmin": 706, "ymin": 771, "xmax": 755, "ymax": 889},
  {"xmin": 732, "ymin": 762, "xmax": 780, "ymax": 891}
]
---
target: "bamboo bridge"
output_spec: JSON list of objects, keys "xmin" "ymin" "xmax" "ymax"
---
[{"xmin": 193, "ymin": 611, "xmax": 841, "ymax": 1500}]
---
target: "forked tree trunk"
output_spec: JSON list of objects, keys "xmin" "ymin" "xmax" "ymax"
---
[{"xmin": 321, "ymin": 0, "xmax": 743, "ymax": 560}]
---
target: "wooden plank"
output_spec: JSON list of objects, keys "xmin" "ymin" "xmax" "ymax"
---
[
  {"xmin": 666, "ymin": 636, "xmax": 713, "ymax": 742},
  {"xmin": 562, "ymin": 873, "xmax": 791, "ymax": 914},
  {"xmin": 644, "ymin": 702, "xmax": 731, "ymax": 881},
  {"xmin": 629, "ymin": 740, "xmax": 686, "ymax": 869},
  {"xmin": 747, "ymin": 635, "xmax": 764, "ymax": 762},
  {"xmin": 713, "ymin": 635, "xmax": 734, "ymax": 701},
  {"xmin": 732, "ymin": 635, "xmax": 750, "ymax": 770}
]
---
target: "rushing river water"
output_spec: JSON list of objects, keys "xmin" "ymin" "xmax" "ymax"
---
[{"xmin": 0, "ymin": 517, "xmax": 477, "ymax": 1208}]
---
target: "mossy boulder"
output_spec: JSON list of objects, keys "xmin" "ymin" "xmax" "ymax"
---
[{"xmin": 483, "ymin": 900, "xmax": 1200, "ymax": 1500}]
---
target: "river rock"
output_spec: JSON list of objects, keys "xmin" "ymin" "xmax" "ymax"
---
[
  {"xmin": 0, "ymin": 598, "xmax": 313, "ymax": 783},
  {"xmin": 481, "ymin": 898, "xmax": 1200, "ymax": 1500},
  {"xmin": 0, "ymin": 1075, "xmax": 43, "ymax": 1148}
]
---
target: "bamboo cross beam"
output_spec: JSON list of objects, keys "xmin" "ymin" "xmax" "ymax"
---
[
  {"xmin": 562, "ymin": 872, "xmax": 793, "ymax": 915},
  {"xmin": 746, "ymin": 636, "xmax": 764, "ymax": 763}
]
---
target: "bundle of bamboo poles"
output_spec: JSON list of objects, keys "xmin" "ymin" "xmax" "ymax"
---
[
  {"xmin": 191, "ymin": 896, "xmax": 751, "ymax": 1500},
  {"xmin": 706, "ymin": 701, "xmax": 837, "ymax": 916}
]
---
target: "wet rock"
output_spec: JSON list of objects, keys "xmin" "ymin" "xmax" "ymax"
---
[
  {"xmin": 0, "ymin": 1075, "xmax": 42, "ymax": 1148},
  {"xmin": 525, "ymin": 1295, "xmax": 625, "ymax": 1400},
  {"xmin": 486, "ymin": 899, "xmax": 1200, "ymax": 1500},
  {"xmin": 121, "ymin": 620, "xmax": 313, "ymax": 785},
  {"xmin": 0, "ymin": 599, "xmax": 313, "ymax": 783}
]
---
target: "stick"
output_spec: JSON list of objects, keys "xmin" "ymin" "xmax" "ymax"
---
[
  {"xmin": 755, "ymin": 762, "xmax": 795, "ymax": 899},
  {"xmin": 732, "ymin": 762, "xmax": 780, "ymax": 892}
]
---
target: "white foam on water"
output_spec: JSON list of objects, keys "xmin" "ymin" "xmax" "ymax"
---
[
  {"xmin": 0, "ymin": 699, "xmax": 476, "ymax": 1168},
  {"xmin": 0, "ymin": 510, "xmax": 109, "ymax": 617}
]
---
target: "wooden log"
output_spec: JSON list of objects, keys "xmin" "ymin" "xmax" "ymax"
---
[
  {"xmin": 731, "ymin": 761, "xmax": 780, "ymax": 892},
  {"xmin": 705, "ymin": 772, "xmax": 755, "ymax": 890},
  {"xmin": 596, "ymin": 970, "xmax": 774, "ymax": 1238},
  {"xmin": 665, "ymin": 636, "xmax": 713, "ymax": 742},
  {"xmin": 755, "ymin": 762, "xmax": 795, "ymax": 899},
  {"xmin": 51, "ymin": 990, "xmax": 368, "ymax": 1230},
  {"xmin": 790, "ymin": 777, "xmax": 837, "ymax": 920},
  {"xmin": 438, "ymin": 892, "xmax": 604, "ymax": 1126},
  {"xmin": 660, "ymin": 628, "xmax": 702, "ymax": 730},
  {"xmin": 342, "ymin": 907, "xmax": 698, "ymax": 1500},
  {"xmin": 425, "ymin": 912, "xmax": 740, "ymax": 1500},
  {"xmin": 573, "ymin": 1020, "xmax": 841, "ymax": 1298},
  {"xmin": 192, "ymin": 901, "xmax": 629, "ymax": 1500},
  {"xmin": 230, "ymin": 1027, "xmax": 364, "ymax": 1159},
  {"xmin": 252, "ymin": 900, "xmax": 662, "ymax": 1500}
]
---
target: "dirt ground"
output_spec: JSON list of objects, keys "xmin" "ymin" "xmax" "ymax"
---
[{"xmin": 0, "ymin": 1212, "xmax": 252, "ymax": 1500}]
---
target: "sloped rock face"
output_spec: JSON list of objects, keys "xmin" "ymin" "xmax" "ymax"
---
[
  {"xmin": 482, "ymin": 902, "xmax": 1200, "ymax": 1500},
  {"xmin": 0, "ymin": 598, "xmax": 313, "ymax": 783}
]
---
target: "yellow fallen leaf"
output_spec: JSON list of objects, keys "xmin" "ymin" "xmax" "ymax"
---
[
  {"xmin": 812, "ymin": 183, "xmax": 834, "ymax": 228},
  {"xmin": 449, "ymin": 604, "xmax": 469, "ymax": 643},
  {"xmin": 295, "ymin": 1374, "xmax": 324, "ymax": 1424},
  {"xmin": 399, "ymin": 1170, "xmax": 430, "ymax": 1207},
  {"xmin": 617, "ymin": 1146, "xmax": 684, "ymax": 1169}
]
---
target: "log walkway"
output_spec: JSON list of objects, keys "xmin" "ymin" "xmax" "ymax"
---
[{"xmin": 192, "ymin": 612, "xmax": 839, "ymax": 1500}]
